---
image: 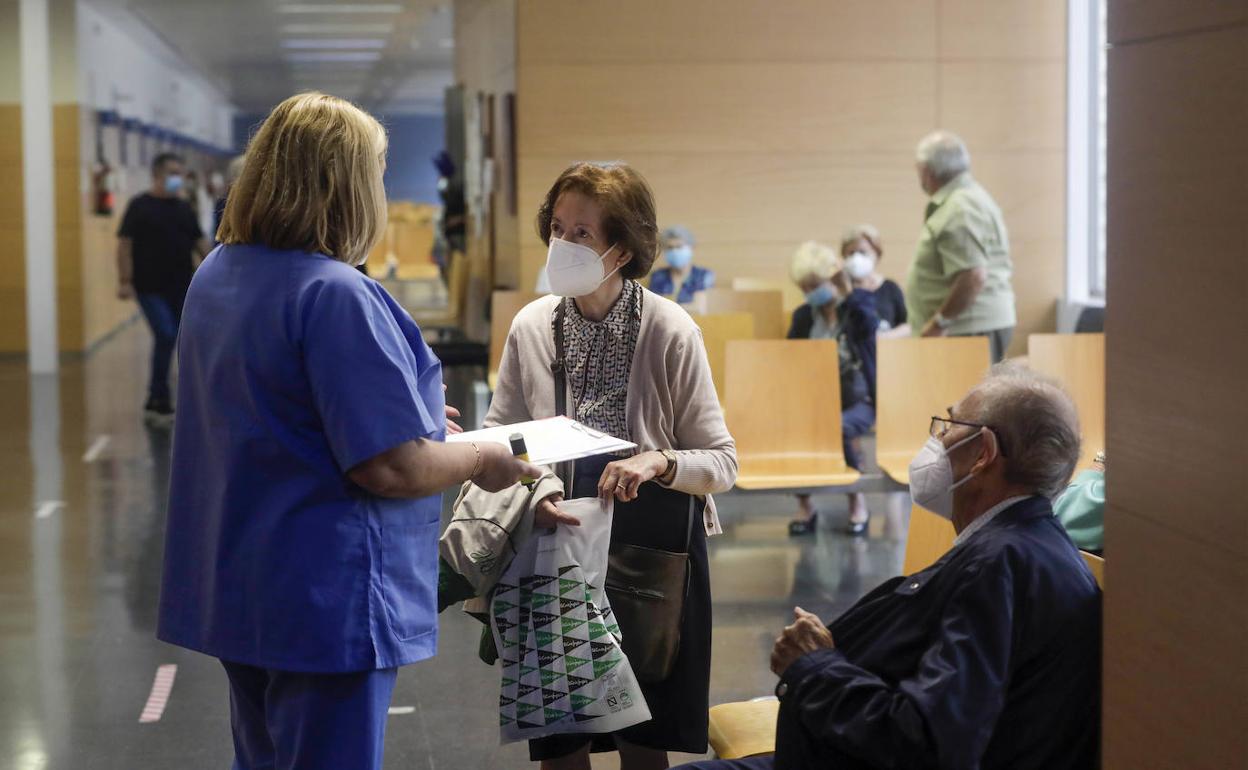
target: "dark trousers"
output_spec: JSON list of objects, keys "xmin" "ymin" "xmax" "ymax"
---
[
  {"xmin": 136, "ymin": 293, "xmax": 183, "ymax": 401},
  {"xmin": 956, "ymin": 327, "xmax": 1015, "ymax": 364},
  {"xmin": 221, "ymin": 661, "xmax": 398, "ymax": 770},
  {"xmin": 841, "ymin": 401, "xmax": 875, "ymax": 471}
]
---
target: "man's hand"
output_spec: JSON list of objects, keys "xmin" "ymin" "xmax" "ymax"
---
[
  {"xmin": 118, "ymin": 283, "xmax": 135, "ymax": 301},
  {"xmin": 920, "ymin": 318, "xmax": 946, "ymax": 338},
  {"xmin": 770, "ymin": 607, "xmax": 835, "ymax": 677},
  {"xmin": 534, "ymin": 493, "xmax": 581, "ymax": 529}
]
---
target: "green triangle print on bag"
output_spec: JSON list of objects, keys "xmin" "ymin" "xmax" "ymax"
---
[{"xmin": 490, "ymin": 496, "xmax": 650, "ymax": 742}]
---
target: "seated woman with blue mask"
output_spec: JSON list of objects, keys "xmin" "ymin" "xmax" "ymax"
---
[
  {"xmin": 785, "ymin": 241, "xmax": 881, "ymax": 536},
  {"xmin": 649, "ymin": 224, "xmax": 715, "ymax": 305}
]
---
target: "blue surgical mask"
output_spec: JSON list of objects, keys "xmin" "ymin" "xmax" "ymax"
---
[
  {"xmin": 664, "ymin": 245, "xmax": 693, "ymax": 269},
  {"xmin": 164, "ymin": 174, "xmax": 184, "ymax": 195},
  {"xmin": 805, "ymin": 283, "xmax": 837, "ymax": 308}
]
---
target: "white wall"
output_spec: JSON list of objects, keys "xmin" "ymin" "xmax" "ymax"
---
[{"xmin": 77, "ymin": 1, "xmax": 235, "ymax": 149}]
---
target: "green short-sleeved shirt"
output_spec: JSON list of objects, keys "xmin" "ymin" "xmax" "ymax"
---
[{"xmin": 906, "ymin": 173, "xmax": 1016, "ymax": 335}]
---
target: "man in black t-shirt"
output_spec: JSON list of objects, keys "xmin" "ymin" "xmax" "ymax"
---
[{"xmin": 117, "ymin": 152, "xmax": 210, "ymax": 421}]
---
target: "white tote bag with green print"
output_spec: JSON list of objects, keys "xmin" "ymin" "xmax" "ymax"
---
[{"xmin": 490, "ymin": 497, "xmax": 652, "ymax": 742}]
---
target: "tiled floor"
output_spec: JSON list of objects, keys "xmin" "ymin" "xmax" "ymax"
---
[{"xmin": 1, "ymin": 320, "xmax": 911, "ymax": 769}]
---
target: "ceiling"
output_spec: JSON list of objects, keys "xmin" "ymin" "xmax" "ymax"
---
[{"xmin": 86, "ymin": 0, "xmax": 455, "ymax": 115}]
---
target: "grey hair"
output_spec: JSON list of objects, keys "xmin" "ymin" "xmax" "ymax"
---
[
  {"xmin": 916, "ymin": 130, "xmax": 971, "ymax": 184},
  {"xmin": 661, "ymin": 224, "xmax": 696, "ymax": 246},
  {"xmin": 965, "ymin": 362, "xmax": 1081, "ymax": 499}
]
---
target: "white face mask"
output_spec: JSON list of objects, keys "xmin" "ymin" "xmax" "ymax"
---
[
  {"xmin": 844, "ymin": 251, "xmax": 875, "ymax": 281},
  {"xmin": 907, "ymin": 431, "xmax": 983, "ymax": 520},
  {"xmin": 545, "ymin": 238, "xmax": 620, "ymax": 297}
]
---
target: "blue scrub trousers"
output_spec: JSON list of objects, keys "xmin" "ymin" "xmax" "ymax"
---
[{"xmin": 221, "ymin": 661, "xmax": 398, "ymax": 770}]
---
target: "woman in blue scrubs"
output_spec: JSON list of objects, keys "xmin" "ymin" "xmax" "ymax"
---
[{"xmin": 155, "ymin": 93, "xmax": 538, "ymax": 770}]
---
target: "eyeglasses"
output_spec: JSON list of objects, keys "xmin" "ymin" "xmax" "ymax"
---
[{"xmin": 929, "ymin": 416, "xmax": 1009, "ymax": 457}]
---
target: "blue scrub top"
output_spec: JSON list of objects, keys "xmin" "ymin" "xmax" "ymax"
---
[{"xmin": 157, "ymin": 244, "xmax": 446, "ymax": 673}]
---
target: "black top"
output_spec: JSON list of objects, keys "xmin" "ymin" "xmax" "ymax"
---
[
  {"xmin": 118, "ymin": 193, "xmax": 202, "ymax": 295},
  {"xmin": 776, "ymin": 497, "xmax": 1102, "ymax": 770},
  {"xmin": 786, "ymin": 279, "xmax": 907, "ymax": 340}
]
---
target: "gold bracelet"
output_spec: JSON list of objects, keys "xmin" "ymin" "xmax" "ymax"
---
[{"xmin": 469, "ymin": 441, "xmax": 483, "ymax": 480}]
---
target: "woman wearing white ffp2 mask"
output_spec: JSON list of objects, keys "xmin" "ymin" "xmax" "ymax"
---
[
  {"xmin": 471, "ymin": 162, "xmax": 736, "ymax": 769},
  {"xmin": 838, "ymin": 224, "xmax": 910, "ymax": 339}
]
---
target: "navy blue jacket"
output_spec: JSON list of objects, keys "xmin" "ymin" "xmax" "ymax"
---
[
  {"xmin": 777, "ymin": 497, "xmax": 1101, "ymax": 769},
  {"xmin": 787, "ymin": 289, "xmax": 880, "ymax": 406}
]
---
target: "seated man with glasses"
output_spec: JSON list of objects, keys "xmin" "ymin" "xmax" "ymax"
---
[{"xmin": 678, "ymin": 362, "xmax": 1102, "ymax": 770}]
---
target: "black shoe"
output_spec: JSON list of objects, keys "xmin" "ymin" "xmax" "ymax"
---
[
  {"xmin": 840, "ymin": 519, "xmax": 868, "ymax": 536},
  {"xmin": 144, "ymin": 397, "xmax": 174, "ymax": 423},
  {"xmin": 788, "ymin": 512, "xmax": 818, "ymax": 536}
]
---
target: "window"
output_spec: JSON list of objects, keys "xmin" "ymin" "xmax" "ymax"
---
[{"xmin": 1065, "ymin": 0, "xmax": 1108, "ymax": 306}]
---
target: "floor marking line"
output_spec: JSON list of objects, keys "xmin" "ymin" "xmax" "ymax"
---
[
  {"xmin": 35, "ymin": 500, "xmax": 65, "ymax": 520},
  {"xmin": 388, "ymin": 706, "xmax": 415, "ymax": 715},
  {"xmin": 139, "ymin": 664, "xmax": 178, "ymax": 723},
  {"xmin": 82, "ymin": 434, "xmax": 112, "ymax": 463}
]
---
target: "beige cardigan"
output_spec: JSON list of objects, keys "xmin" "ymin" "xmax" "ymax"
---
[{"xmin": 483, "ymin": 290, "xmax": 737, "ymax": 534}]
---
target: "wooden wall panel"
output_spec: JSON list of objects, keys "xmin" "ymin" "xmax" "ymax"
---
[
  {"xmin": 1104, "ymin": 7, "xmax": 1248, "ymax": 767},
  {"xmin": 0, "ymin": 104, "xmax": 26, "ymax": 353},
  {"xmin": 518, "ymin": 0, "xmax": 937, "ymax": 63},
  {"xmin": 512, "ymin": 0, "xmax": 1066, "ymax": 355}
]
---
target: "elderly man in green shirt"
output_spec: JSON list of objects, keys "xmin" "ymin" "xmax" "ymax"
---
[{"xmin": 906, "ymin": 131, "xmax": 1016, "ymax": 362}]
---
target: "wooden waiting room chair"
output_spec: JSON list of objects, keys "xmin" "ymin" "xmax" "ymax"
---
[
  {"xmin": 694, "ymin": 312, "xmax": 756, "ymax": 400},
  {"xmin": 874, "ymin": 337, "xmax": 992, "ymax": 486},
  {"xmin": 488, "ymin": 290, "xmax": 540, "ymax": 391},
  {"xmin": 708, "ymin": 506, "xmax": 1106, "ymax": 758},
  {"xmin": 701, "ymin": 289, "xmax": 786, "ymax": 339},
  {"xmin": 723, "ymin": 340, "xmax": 860, "ymax": 491},
  {"xmin": 1027, "ymin": 334, "xmax": 1106, "ymax": 472}
]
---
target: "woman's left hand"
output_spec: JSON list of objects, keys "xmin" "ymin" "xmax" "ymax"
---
[{"xmin": 598, "ymin": 451, "xmax": 668, "ymax": 502}]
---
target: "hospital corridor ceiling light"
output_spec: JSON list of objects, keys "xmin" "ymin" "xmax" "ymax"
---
[
  {"xmin": 284, "ymin": 51, "xmax": 383, "ymax": 63},
  {"xmin": 281, "ymin": 23, "xmax": 394, "ymax": 34},
  {"xmin": 279, "ymin": 4, "xmax": 404, "ymax": 13},
  {"xmin": 281, "ymin": 38, "xmax": 388, "ymax": 49}
]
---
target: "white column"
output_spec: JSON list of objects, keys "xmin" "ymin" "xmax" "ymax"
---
[{"xmin": 20, "ymin": 0, "xmax": 58, "ymax": 373}]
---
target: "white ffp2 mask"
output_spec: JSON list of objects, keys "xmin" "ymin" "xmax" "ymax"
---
[
  {"xmin": 844, "ymin": 252, "xmax": 875, "ymax": 281},
  {"xmin": 544, "ymin": 238, "xmax": 620, "ymax": 297},
  {"xmin": 907, "ymin": 432, "xmax": 983, "ymax": 519}
]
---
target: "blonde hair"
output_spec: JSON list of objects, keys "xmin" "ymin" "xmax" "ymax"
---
[
  {"xmin": 218, "ymin": 92, "xmax": 388, "ymax": 265},
  {"xmin": 789, "ymin": 240, "xmax": 840, "ymax": 284},
  {"xmin": 840, "ymin": 223, "xmax": 883, "ymax": 258}
]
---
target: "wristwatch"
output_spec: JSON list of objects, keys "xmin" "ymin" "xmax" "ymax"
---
[
  {"xmin": 659, "ymin": 449, "xmax": 678, "ymax": 482},
  {"xmin": 933, "ymin": 312, "xmax": 954, "ymax": 330}
]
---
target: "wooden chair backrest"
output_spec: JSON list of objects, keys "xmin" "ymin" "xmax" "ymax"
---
[
  {"xmin": 1027, "ymin": 334, "xmax": 1106, "ymax": 471},
  {"xmin": 731, "ymin": 277, "xmax": 804, "ymax": 314},
  {"xmin": 724, "ymin": 340, "xmax": 844, "ymax": 464},
  {"xmin": 490, "ymin": 291, "xmax": 540, "ymax": 376},
  {"xmin": 902, "ymin": 503, "xmax": 956, "ymax": 576},
  {"xmin": 694, "ymin": 313, "xmax": 756, "ymax": 399},
  {"xmin": 875, "ymin": 336, "xmax": 992, "ymax": 461},
  {"xmin": 702, "ymin": 289, "xmax": 786, "ymax": 339},
  {"xmin": 1081, "ymin": 550, "xmax": 1104, "ymax": 588}
]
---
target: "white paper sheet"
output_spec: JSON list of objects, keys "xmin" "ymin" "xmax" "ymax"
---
[{"xmin": 446, "ymin": 416, "xmax": 635, "ymax": 466}]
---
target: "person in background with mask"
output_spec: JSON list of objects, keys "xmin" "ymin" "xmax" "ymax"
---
[
  {"xmin": 838, "ymin": 224, "xmax": 909, "ymax": 338},
  {"xmin": 674, "ymin": 363, "xmax": 1101, "ymax": 770},
  {"xmin": 116, "ymin": 152, "xmax": 212, "ymax": 422},
  {"xmin": 479, "ymin": 161, "xmax": 737, "ymax": 770},
  {"xmin": 785, "ymin": 241, "xmax": 879, "ymax": 536},
  {"xmin": 212, "ymin": 154, "xmax": 246, "ymax": 242},
  {"xmin": 648, "ymin": 224, "xmax": 716, "ymax": 306}
]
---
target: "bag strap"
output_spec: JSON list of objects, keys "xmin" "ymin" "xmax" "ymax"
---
[{"xmin": 552, "ymin": 299, "xmax": 568, "ymax": 418}]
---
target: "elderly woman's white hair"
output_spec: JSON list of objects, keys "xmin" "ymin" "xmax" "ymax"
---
[
  {"xmin": 789, "ymin": 240, "xmax": 840, "ymax": 284},
  {"xmin": 916, "ymin": 130, "xmax": 970, "ymax": 184}
]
